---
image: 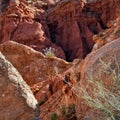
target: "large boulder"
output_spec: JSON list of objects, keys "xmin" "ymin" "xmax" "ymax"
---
[
  {"xmin": 0, "ymin": 41, "xmax": 71, "ymax": 86},
  {"xmin": 0, "ymin": 52, "xmax": 40, "ymax": 120},
  {"xmin": 80, "ymin": 38, "xmax": 120, "ymax": 86},
  {"xmin": 75, "ymin": 38, "xmax": 120, "ymax": 120}
]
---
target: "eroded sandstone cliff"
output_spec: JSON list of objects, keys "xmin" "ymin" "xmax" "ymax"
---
[
  {"xmin": 47, "ymin": 0, "xmax": 120, "ymax": 61},
  {"xmin": 1, "ymin": 0, "xmax": 120, "ymax": 61},
  {"xmin": 93, "ymin": 10, "xmax": 120, "ymax": 50},
  {"xmin": 0, "ymin": 0, "xmax": 66, "ymax": 59}
]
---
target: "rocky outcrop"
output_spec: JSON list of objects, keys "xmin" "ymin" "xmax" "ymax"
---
[
  {"xmin": 47, "ymin": 0, "xmax": 120, "ymax": 61},
  {"xmin": 75, "ymin": 38, "xmax": 120, "ymax": 120},
  {"xmin": 93, "ymin": 12, "xmax": 120, "ymax": 50},
  {"xmin": 0, "ymin": 52, "xmax": 40, "ymax": 120},
  {"xmin": 80, "ymin": 37, "xmax": 120, "ymax": 90},
  {"xmin": 0, "ymin": 41, "xmax": 76, "ymax": 119},
  {"xmin": 0, "ymin": 41, "xmax": 71, "ymax": 86},
  {"xmin": 1, "ymin": 0, "xmax": 120, "ymax": 61},
  {"xmin": 0, "ymin": 0, "xmax": 120, "ymax": 120},
  {"xmin": 0, "ymin": 0, "xmax": 65, "ymax": 59}
]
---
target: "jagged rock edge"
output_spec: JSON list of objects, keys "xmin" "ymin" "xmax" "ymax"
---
[{"xmin": 0, "ymin": 52, "xmax": 38, "ymax": 110}]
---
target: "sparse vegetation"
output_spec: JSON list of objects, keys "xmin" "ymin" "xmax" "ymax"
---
[
  {"xmin": 80, "ymin": 58, "xmax": 120, "ymax": 120},
  {"xmin": 53, "ymin": 56, "xmax": 120, "ymax": 120},
  {"xmin": 60, "ymin": 105, "xmax": 66, "ymax": 117},
  {"xmin": 43, "ymin": 47, "xmax": 57, "ymax": 57}
]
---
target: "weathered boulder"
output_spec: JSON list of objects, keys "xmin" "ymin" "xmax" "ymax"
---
[
  {"xmin": 83, "ymin": 109, "xmax": 112, "ymax": 120},
  {"xmin": 0, "ymin": 41, "xmax": 77, "ymax": 120},
  {"xmin": 75, "ymin": 38, "xmax": 120, "ymax": 120},
  {"xmin": 80, "ymin": 38, "xmax": 120, "ymax": 86},
  {"xmin": 0, "ymin": 52, "xmax": 40, "ymax": 120},
  {"xmin": 0, "ymin": 41, "xmax": 71, "ymax": 86}
]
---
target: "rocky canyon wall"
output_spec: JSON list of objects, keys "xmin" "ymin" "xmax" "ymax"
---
[
  {"xmin": 0, "ymin": 0, "xmax": 120, "ymax": 61},
  {"xmin": 0, "ymin": 0, "xmax": 66, "ymax": 59},
  {"xmin": 47, "ymin": 0, "xmax": 120, "ymax": 61}
]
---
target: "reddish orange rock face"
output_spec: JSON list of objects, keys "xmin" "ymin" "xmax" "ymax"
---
[
  {"xmin": 93, "ymin": 15, "xmax": 120, "ymax": 50},
  {"xmin": 1, "ymin": 0, "xmax": 120, "ymax": 61},
  {"xmin": 0, "ymin": 0, "xmax": 120, "ymax": 120},
  {"xmin": 0, "ymin": 0, "xmax": 66, "ymax": 59},
  {"xmin": 47, "ymin": 0, "xmax": 120, "ymax": 61},
  {"xmin": 0, "ymin": 41, "xmax": 75, "ymax": 120}
]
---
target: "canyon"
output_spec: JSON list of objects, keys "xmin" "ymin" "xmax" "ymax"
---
[{"xmin": 0, "ymin": 0, "xmax": 120, "ymax": 120}]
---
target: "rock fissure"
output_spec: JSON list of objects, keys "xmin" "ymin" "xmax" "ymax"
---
[{"xmin": 47, "ymin": 0, "xmax": 120, "ymax": 61}]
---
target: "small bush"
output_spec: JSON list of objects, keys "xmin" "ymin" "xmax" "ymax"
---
[{"xmin": 43, "ymin": 47, "xmax": 57, "ymax": 57}]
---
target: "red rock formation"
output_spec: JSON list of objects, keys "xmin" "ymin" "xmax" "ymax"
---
[
  {"xmin": 1, "ymin": 0, "xmax": 120, "ymax": 61},
  {"xmin": 0, "ymin": 52, "xmax": 40, "ymax": 120},
  {"xmin": 2, "ymin": 38, "xmax": 120, "ymax": 120},
  {"xmin": 0, "ymin": 0, "xmax": 66, "ymax": 59},
  {"xmin": 0, "ymin": 41, "xmax": 71, "ymax": 85},
  {"xmin": 0, "ymin": 41, "xmax": 77, "ymax": 119},
  {"xmin": 0, "ymin": 0, "xmax": 120, "ymax": 120},
  {"xmin": 93, "ymin": 12, "xmax": 120, "ymax": 50},
  {"xmin": 47, "ymin": 0, "xmax": 120, "ymax": 61}
]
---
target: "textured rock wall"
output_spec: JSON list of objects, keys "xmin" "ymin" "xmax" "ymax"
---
[
  {"xmin": 0, "ymin": 41, "xmax": 75, "ymax": 120},
  {"xmin": 0, "ymin": 52, "xmax": 40, "ymax": 120},
  {"xmin": 1, "ymin": 0, "xmax": 120, "ymax": 61},
  {"xmin": 0, "ymin": 0, "xmax": 66, "ymax": 59},
  {"xmin": 93, "ymin": 10, "xmax": 120, "ymax": 50},
  {"xmin": 47, "ymin": 0, "xmax": 120, "ymax": 61},
  {"xmin": 0, "ymin": 1, "xmax": 120, "ymax": 119},
  {"xmin": 75, "ymin": 38, "xmax": 120, "ymax": 120}
]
